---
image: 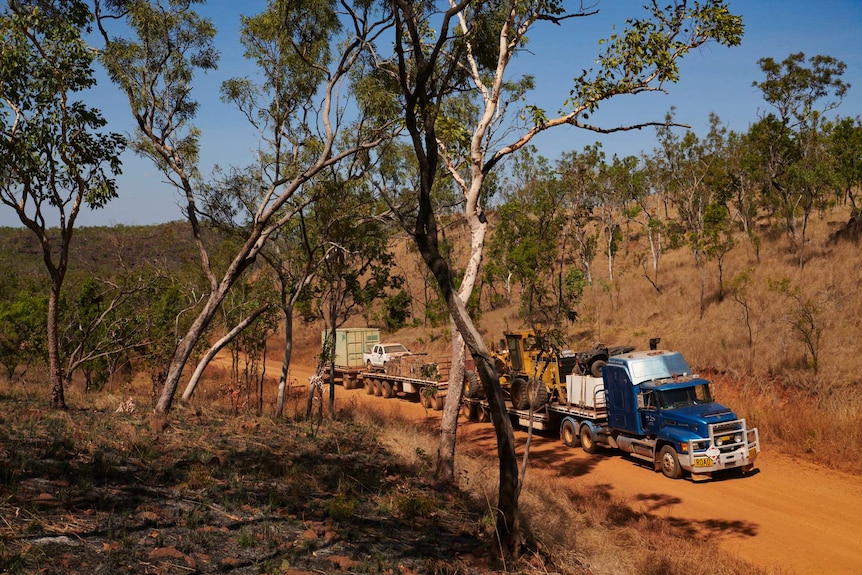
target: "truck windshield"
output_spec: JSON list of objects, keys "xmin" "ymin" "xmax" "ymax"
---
[
  {"xmin": 657, "ymin": 384, "xmax": 713, "ymax": 409},
  {"xmin": 629, "ymin": 353, "xmax": 692, "ymax": 384}
]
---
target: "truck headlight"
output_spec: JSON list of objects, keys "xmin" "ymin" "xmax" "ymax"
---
[{"xmin": 735, "ymin": 433, "xmax": 743, "ymax": 444}]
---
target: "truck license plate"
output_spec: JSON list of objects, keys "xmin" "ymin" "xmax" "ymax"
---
[
  {"xmin": 748, "ymin": 447, "xmax": 758, "ymax": 461},
  {"xmin": 693, "ymin": 457, "xmax": 713, "ymax": 468}
]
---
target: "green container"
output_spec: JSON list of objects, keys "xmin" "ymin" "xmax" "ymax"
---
[{"xmin": 322, "ymin": 328, "xmax": 380, "ymax": 369}]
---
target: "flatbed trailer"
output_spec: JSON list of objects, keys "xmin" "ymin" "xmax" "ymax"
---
[
  {"xmin": 461, "ymin": 376, "xmax": 608, "ymax": 431},
  {"xmin": 358, "ymin": 355, "xmax": 455, "ymax": 410}
]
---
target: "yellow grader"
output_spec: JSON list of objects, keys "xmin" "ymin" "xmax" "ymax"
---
[{"xmin": 473, "ymin": 329, "xmax": 633, "ymax": 410}]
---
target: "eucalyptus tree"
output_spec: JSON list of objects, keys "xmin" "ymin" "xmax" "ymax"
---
[
  {"xmin": 632, "ymin": 153, "xmax": 669, "ymax": 291},
  {"xmin": 97, "ymin": 0, "xmax": 397, "ymax": 415},
  {"xmin": 723, "ymin": 129, "xmax": 762, "ymax": 261},
  {"xmin": 0, "ymin": 1, "xmax": 126, "ymax": 408},
  {"xmin": 652, "ymin": 112, "xmax": 732, "ymax": 317},
  {"xmin": 274, "ymin": 171, "xmax": 400, "ymax": 417},
  {"xmin": 751, "ymin": 52, "xmax": 848, "ymax": 268},
  {"xmin": 386, "ymin": 0, "xmax": 743, "ymax": 554},
  {"xmin": 488, "ymin": 148, "xmax": 576, "ymax": 325},
  {"xmin": 557, "ymin": 145, "xmax": 604, "ymax": 284},
  {"xmin": 597, "ymin": 153, "xmax": 643, "ymax": 282}
]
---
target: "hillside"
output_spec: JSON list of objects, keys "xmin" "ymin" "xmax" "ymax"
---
[{"xmin": 2, "ymin": 203, "xmax": 860, "ymax": 474}]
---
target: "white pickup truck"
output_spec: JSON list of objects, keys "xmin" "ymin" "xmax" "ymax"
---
[{"xmin": 363, "ymin": 343, "xmax": 412, "ymax": 371}]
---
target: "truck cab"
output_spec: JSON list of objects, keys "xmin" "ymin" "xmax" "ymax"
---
[{"xmin": 602, "ymin": 350, "xmax": 760, "ymax": 479}]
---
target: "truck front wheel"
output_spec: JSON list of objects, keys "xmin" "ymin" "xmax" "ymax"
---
[
  {"xmin": 659, "ymin": 445, "xmax": 684, "ymax": 479},
  {"xmin": 580, "ymin": 425, "xmax": 599, "ymax": 454}
]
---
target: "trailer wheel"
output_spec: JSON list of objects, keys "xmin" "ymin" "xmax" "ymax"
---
[
  {"xmin": 659, "ymin": 445, "xmax": 684, "ymax": 479},
  {"xmin": 561, "ymin": 419, "xmax": 580, "ymax": 448},
  {"xmin": 381, "ymin": 380, "xmax": 394, "ymax": 398},
  {"xmin": 590, "ymin": 359, "xmax": 607, "ymax": 378},
  {"xmin": 363, "ymin": 378, "xmax": 374, "ymax": 395},
  {"xmin": 580, "ymin": 425, "xmax": 599, "ymax": 454},
  {"xmin": 479, "ymin": 406, "xmax": 491, "ymax": 423},
  {"xmin": 420, "ymin": 392, "xmax": 430, "ymax": 408},
  {"xmin": 373, "ymin": 379, "xmax": 383, "ymax": 397},
  {"xmin": 432, "ymin": 395, "xmax": 445, "ymax": 411}
]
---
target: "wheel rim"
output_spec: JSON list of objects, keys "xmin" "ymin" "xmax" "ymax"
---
[{"xmin": 662, "ymin": 451, "xmax": 676, "ymax": 475}]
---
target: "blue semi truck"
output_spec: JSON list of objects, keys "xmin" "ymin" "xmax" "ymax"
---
[
  {"xmin": 563, "ymin": 349, "xmax": 760, "ymax": 479},
  {"xmin": 466, "ymin": 343, "xmax": 760, "ymax": 480}
]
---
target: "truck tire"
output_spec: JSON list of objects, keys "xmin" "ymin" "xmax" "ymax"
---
[
  {"xmin": 373, "ymin": 379, "xmax": 383, "ymax": 397},
  {"xmin": 659, "ymin": 445, "xmax": 684, "ymax": 479},
  {"xmin": 464, "ymin": 371, "xmax": 483, "ymax": 399},
  {"xmin": 366, "ymin": 360, "xmax": 373, "ymax": 372},
  {"xmin": 591, "ymin": 359, "xmax": 607, "ymax": 378},
  {"xmin": 363, "ymin": 378, "xmax": 374, "ymax": 395},
  {"xmin": 432, "ymin": 394, "xmax": 445, "ymax": 411},
  {"xmin": 580, "ymin": 425, "xmax": 600, "ymax": 454},
  {"xmin": 561, "ymin": 419, "xmax": 580, "ymax": 448},
  {"xmin": 381, "ymin": 380, "xmax": 394, "ymax": 398}
]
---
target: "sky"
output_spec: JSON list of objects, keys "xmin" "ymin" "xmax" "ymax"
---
[{"xmin": 2, "ymin": 0, "xmax": 861, "ymax": 228}]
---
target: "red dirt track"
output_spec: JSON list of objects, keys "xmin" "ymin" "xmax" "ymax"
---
[{"xmin": 315, "ymin": 373, "xmax": 862, "ymax": 575}]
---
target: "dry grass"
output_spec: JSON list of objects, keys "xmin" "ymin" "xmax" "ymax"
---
[{"xmin": 0, "ymin": 378, "xmax": 502, "ymax": 575}]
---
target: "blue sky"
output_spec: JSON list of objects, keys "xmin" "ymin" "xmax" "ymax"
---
[{"xmin": 2, "ymin": 0, "xmax": 860, "ymax": 227}]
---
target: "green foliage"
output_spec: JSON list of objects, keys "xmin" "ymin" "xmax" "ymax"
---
[
  {"xmin": 489, "ymin": 149, "xmax": 572, "ymax": 326},
  {"xmin": 0, "ymin": 289, "xmax": 48, "ymax": 380},
  {"xmin": 571, "ymin": 1, "xmax": 742, "ymax": 113},
  {"xmin": 99, "ymin": 0, "xmax": 216, "ymax": 170},
  {"xmin": 382, "ymin": 290, "xmax": 412, "ymax": 331},
  {"xmin": 1, "ymin": 0, "xmax": 126, "ymax": 216},
  {"xmin": 750, "ymin": 53, "xmax": 849, "ymax": 265},
  {"xmin": 830, "ymin": 117, "xmax": 862, "ymax": 217}
]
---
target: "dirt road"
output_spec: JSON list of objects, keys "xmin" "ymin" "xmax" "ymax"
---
[{"xmin": 326, "ymin": 382, "xmax": 862, "ymax": 575}]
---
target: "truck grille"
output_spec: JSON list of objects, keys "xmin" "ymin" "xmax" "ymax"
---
[{"xmin": 709, "ymin": 419, "xmax": 747, "ymax": 453}]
